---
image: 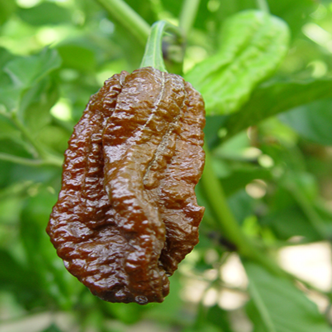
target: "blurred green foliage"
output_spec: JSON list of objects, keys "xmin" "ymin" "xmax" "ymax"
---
[{"xmin": 1, "ymin": 0, "xmax": 332, "ymax": 331}]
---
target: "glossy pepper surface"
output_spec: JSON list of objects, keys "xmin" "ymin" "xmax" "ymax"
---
[{"xmin": 47, "ymin": 67, "xmax": 205, "ymax": 304}]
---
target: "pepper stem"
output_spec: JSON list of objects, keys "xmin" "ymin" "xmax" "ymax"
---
[{"xmin": 140, "ymin": 20, "xmax": 182, "ymax": 72}]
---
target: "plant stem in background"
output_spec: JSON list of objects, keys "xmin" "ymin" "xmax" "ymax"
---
[
  {"xmin": 201, "ymin": 144, "xmax": 286, "ymax": 277},
  {"xmin": 0, "ymin": 153, "xmax": 62, "ymax": 167},
  {"xmin": 94, "ymin": 0, "xmax": 150, "ymax": 46},
  {"xmin": 256, "ymin": 0, "xmax": 270, "ymax": 13},
  {"xmin": 140, "ymin": 20, "xmax": 181, "ymax": 71},
  {"xmin": 179, "ymin": 0, "xmax": 201, "ymax": 36},
  {"xmin": 201, "ymin": 145, "xmax": 253, "ymax": 255}
]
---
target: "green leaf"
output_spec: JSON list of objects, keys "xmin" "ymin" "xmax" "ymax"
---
[
  {"xmin": 244, "ymin": 261, "xmax": 331, "ymax": 332},
  {"xmin": 184, "ymin": 301, "xmax": 223, "ymax": 332},
  {"xmin": 57, "ymin": 43, "xmax": 96, "ymax": 72},
  {"xmin": 4, "ymin": 48, "xmax": 61, "ymax": 89},
  {"xmin": 20, "ymin": 188, "xmax": 79, "ymax": 309},
  {"xmin": 17, "ymin": 2, "xmax": 72, "ymax": 26},
  {"xmin": 144, "ymin": 274, "xmax": 186, "ymax": 324},
  {"xmin": 228, "ymin": 190, "xmax": 255, "ymax": 224},
  {"xmin": 0, "ymin": 80, "xmax": 21, "ymax": 113},
  {"xmin": 182, "ymin": 325, "xmax": 221, "ymax": 332},
  {"xmin": 0, "ymin": 114, "xmax": 20, "ymax": 140},
  {"xmin": 221, "ymin": 167, "xmax": 272, "ymax": 196},
  {"xmin": 206, "ymin": 305, "xmax": 232, "ymax": 332},
  {"xmin": 0, "ymin": 49, "xmax": 61, "ymax": 112},
  {"xmin": 0, "ymin": 137, "xmax": 33, "ymax": 158},
  {"xmin": 42, "ymin": 324, "xmax": 63, "ymax": 332},
  {"xmin": 0, "ymin": 47, "xmax": 14, "ymax": 68},
  {"xmin": 20, "ymin": 78, "xmax": 60, "ymax": 132},
  {"xmin": 204, "ymin": 115, "xmax": 227, "ymax": 148},
  {"xmin": 0, "ymin": 249, "xmax": 30, "ymax": 287},
  {"xmin": 0, "ymin": 248, "xmax": 43, "ymax": 309},
  {"xmin": 107, "ymin": 302, "xmax": 143, "ymax": 324},
  {"xmin": 279, "ymin": 99, "xmax": 332, "ymax": 146},
  {"xmin": 0, "ymin": 77, "xmax": 61, "ymax": 161},
  {"xmin": 223, "ymin": 78, "xmax": 332, "ymax": 140},
  {"xmin": 185, "ymin": 10, "xmax": 290, "ymax": 115},
  {"xmin": 269, "ymin": 0, "xmax": 318, "ymax": 37},
  {"xmin": 0, "ymin": 0, "xmax": 16, "ymax": 26},
  {"xmin": 260, "ymin": 206, "xmax": 321, "ymax": 241},
  {"xmin": 37, "ymin": 125, "xmax": 70, "ymax": 154},
  {"xmin": 0, "ymin": 161, "xmax": 13, "ymax": 187}
]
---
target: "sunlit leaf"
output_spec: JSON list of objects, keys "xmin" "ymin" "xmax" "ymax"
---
[
  {"xmin": 4, "ymin": 48, "xmax": 61, "ymax": 89},
  {"xmin": 0, "ymin": 49, "xmax": 61, "ymax": 112},
  {"xmin": 185, "ymin": 10, "xmax": 290, "ymax": 115}
]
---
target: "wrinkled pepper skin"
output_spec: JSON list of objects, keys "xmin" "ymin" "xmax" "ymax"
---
[{"xmin": 47, "ymin": 67, "xmax": 205, "ymax": 304}]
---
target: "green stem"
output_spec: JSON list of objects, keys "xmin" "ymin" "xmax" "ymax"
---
[
  {"xmin": 179, "ymin": 0, "xmax": 200, "ymax": 36},
  {"xmin": 94, "ymin": 0, "xmax": 150, "ymax": 46},
  {"xmin": 140, "ymin": 20, "xmax": 181, "ymax": 71},
  {"xmin": 0, "ymin": 153, "xmax": 62, "ymax": 167},
  {"xmin": 202, "ymin": 146, "xmax": 251, "ymax": 254},
  {"xmin": 256, "ymin": 0, "xmax": 270, "ymax": 13},
  {"xmin": 0, "ymin": 181, "xmax": 33, "ymax": 200},
  {"xmin": 201, "ymin": 144, "xmax": 285, "ymax": 277}
]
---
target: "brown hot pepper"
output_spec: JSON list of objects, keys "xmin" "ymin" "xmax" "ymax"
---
[{"xmin": 47, "ymin": 67, "xmax": 205, "ymax": 304}]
